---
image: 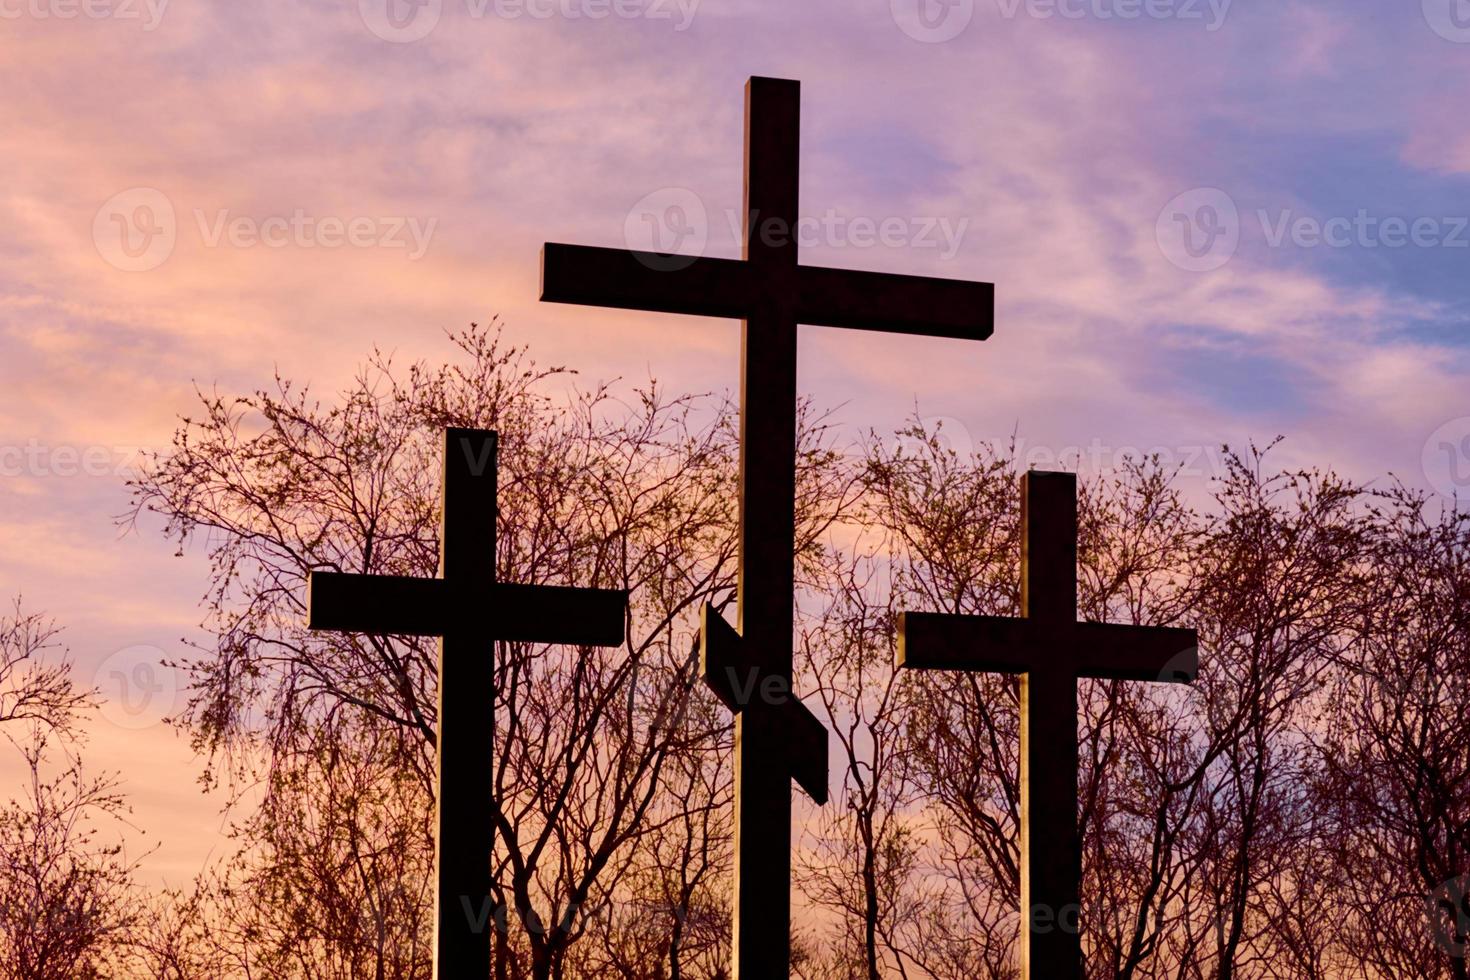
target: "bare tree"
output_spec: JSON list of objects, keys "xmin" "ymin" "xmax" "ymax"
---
[
  {"xmin": 1317, "ymin": 485, "xmax": 1470, "ymax": 980},
  {"xmin": 120, "ymin": 326, "xmax": 1470, "ymax": 979},
  {"xmin": 796, "ymin": 424, "xmax": 1390, "ymax": 980},
  {"xmin": 0, "ymin": 604, "xmax": 144, "ymax": 980},
  {"xmin": 129, "ymin": 323, "xmax": 861, "ymax": 979},
  {"xmin": 0, "ymin": 600, "xmax": 93, "ymax": 736}
]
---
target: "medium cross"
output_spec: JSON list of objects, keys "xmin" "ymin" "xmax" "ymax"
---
[
  {"xmin": 306, "ymin": 427, "xmax": 628, "ymax": 979},
  {"xmin": 541, "ymin": 76, "xmax": 994, "ymax": 977},
  {"xmin": 897, "ymin": 470, "xmax": 1198, "ymax": 979}
]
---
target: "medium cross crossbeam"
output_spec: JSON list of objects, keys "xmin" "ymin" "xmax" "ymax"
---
[
  {"xmin": 897, "ymin": 470, "xmax": 1198, "ymax": 979},
  {"xmin": 307, "ymin": 428, "xmax": 628, "ymax": 979},
  {"xmin": 541, "ymin": 76, "xmax": 994, "ymax": 977}
]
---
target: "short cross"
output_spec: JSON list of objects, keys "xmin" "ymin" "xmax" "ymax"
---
[
  {"xmin": 897, "ymin": 470, "xmax": 1198, "ymax": 979},
  {"xmin": 307, "ymin": 427, "xmax": 628, "ymax": 979},
  {"xmin": 541, "ymin": 76, "xmax": 995, "ymax": 978}
]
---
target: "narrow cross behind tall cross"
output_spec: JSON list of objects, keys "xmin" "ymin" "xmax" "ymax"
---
[
  {"xmin": 541, "ymin": 76, "xmax": 994, "ymax": 977},
  {"xmin": 306, "ymin": 428, "xmax": 628, "ymax": 979},
  {"xmin": 898, "ymin": 470, "xmax": 1199, "ymax": 979}
]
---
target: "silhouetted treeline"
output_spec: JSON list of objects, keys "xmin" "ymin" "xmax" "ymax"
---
[{"xmin": 8, "ymin": 323, "xmax": 1463, "ymax": 978}]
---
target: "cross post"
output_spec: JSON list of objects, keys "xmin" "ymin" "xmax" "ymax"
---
[
  {"xmin": 897, "ymin": 470, "xmax": 1198, "ymax": 979},
  {"xmin": 306, "ymin": 428, "xmax": 628, "ymax": 979},
  {"xmin": 541, "ymin": 76, "xmax": 994, "ymax": 976}
]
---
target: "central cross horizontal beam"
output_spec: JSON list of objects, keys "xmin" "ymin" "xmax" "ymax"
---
[
  {"xmin": 541, "ymin": 242, "xmax": 995, "ymax": 340},
  {"xmin": 308, "ymin": 572, "xmax": 627, "ymax": 647},
  {"xmin": 897, "ymin": 613, "xmax": 1198, "ymax": 682}
]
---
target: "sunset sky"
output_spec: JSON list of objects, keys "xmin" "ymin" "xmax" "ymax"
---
[{"xmin": 4, "ymin": 0, "xmax": 1470, "ymax": 890}]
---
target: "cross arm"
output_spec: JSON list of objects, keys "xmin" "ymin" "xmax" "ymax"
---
[
  {"xmin": 308, "ymin": 572, "xmax": 628, "ymax": 647},
  {"xmin": 541, "ymin": 243, "xmax": 752, "ymax": 319},
  {"xmin": 700, "ymin": 605, "xmax": 828, "ymax": 804},
  {"xmin": 796, "ymin": 265, "xmax": 994, "ymax": 340},
  {"xmin": 897, "ymin": 613, "xmax": 1198, "ymax": 684},
  {"xmin": 309, "ymin": 572, "xmax": 450, "ymax": 637},
  {"xmin": 897, "ymin": 612, "xmax": 1043, "ymax": 674},
  {"xmin": 1072, "ymin": 622, "xmax": 1198, "ymax": 683}
]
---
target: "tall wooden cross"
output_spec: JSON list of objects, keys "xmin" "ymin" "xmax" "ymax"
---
[
  {"xmin": 306, "ymin": 427, "xmax": 628, "ymax": 979},
  {"xmin": 898, "ymin": 470, "xmax": 1199, "ymax": 979},
  {"xmin": 540, "ymin": 76, "xmax": 995, "ymax": 977}
]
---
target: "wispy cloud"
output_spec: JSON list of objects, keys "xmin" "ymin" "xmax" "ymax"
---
[{"xmin": 2, "ymin": 0, "xmax": 1468, "ymax": 882}]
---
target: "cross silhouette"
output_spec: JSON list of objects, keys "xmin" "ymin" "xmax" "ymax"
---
[
  {"xmin": 541, "ymin": 76, "xmax": 994, "ymax": 977},
  {"xmin": 307, "ymin": 428, "xmax": 628, "ymax": 979},
  {"xmin": 898, "ymin": 470, "xmax": 1198, "ymax": 979}
]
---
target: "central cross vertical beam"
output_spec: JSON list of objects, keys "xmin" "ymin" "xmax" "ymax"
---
[
  {"xmin": 436, "ymin": 429, "xmax": 499, "ymax": 978},
  {"xmin": 1019, "ymin": 471, "xmax": 1084, "ymax": 978},
  {"xmin": 734, "ymin": 75, "xmax": 801, "ymax": 980}
]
